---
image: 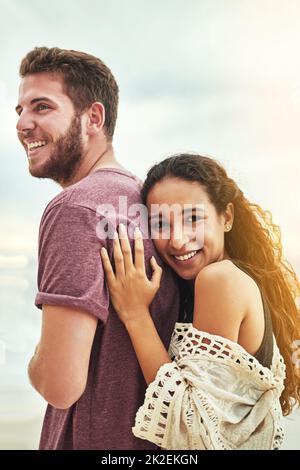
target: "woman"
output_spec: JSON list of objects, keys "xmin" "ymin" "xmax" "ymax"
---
[{"xmin": 100, "ymin": 154, "xmax": 300, "ymax": 450}]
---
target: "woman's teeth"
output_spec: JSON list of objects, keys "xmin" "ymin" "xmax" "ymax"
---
[{"xmin": 174, "ymin": 250, "xmax": 199, "ymax": 261}]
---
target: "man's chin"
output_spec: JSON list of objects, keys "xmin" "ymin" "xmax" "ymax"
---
[
  {"xmin": 28, "ymin": 163, "xmax": 47, "ymax": 179},
  {"xmin": 28, "ymin": 161, "xmax": 56, "ymax": 181}
]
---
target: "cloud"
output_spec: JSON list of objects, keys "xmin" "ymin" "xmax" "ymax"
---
[
  {"xmin": 0, "ymin": 215, "xmax": 38, "ymax": 255},
  {"xmin": 0, "ymin": 275, "xmax": 29, "ymax": 291},
  {"xmin": 0, "ymin": 255, "xmax": 28, "ymax": 269},
  {"xmin": 0, "ymin": 79, "xmax": 19, "ymax": 153}
]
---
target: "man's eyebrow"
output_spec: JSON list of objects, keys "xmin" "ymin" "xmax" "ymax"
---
[{"xmin": 15, "ymin": 97, "xmax": 55, "ymax": 114}]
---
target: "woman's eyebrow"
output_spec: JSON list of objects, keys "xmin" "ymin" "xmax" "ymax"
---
[
  {"xmin": 182, "ymin": 205, "xmax": 205, "ymax": 214},
  {"xmin": 149, "ymin": 205, "xmax": 206, "ymax": 220}
]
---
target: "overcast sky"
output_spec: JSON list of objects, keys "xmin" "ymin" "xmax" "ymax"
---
[
  {"xmin": 1, "ymin": 0, "xmax": 300, "ymax": 260},
  {"xmin": 0, "ymin": 0, "xmax": 299, "ymax": 448}
]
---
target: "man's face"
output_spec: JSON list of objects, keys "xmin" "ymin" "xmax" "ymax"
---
[{"xmin": 16, "ymin": 72, "xmax": 84, "ymax": 185}]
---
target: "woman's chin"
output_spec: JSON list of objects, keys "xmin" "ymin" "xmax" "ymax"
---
[
  {"xmin": 173, "ymin": 264, "xmax": 202, "ymax": 281},
  {"xmin": 178, "ymin": 272, "xmax": 197, "ymax": 281},
  {"xmin": 170, "ymin": 253, "xmax": 204, "ymax": 280}
]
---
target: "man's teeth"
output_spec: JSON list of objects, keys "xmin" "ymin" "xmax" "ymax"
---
[
  {"xmin": 27, "ymin": 140, "xmax": 47, "ymax": 150},
  {"xmin": 174, "ymin": 250, "xmax": 198, "ymax": 261}
]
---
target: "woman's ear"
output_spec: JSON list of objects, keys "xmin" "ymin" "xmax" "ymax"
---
[
  {"xmin": 223, "ymin": 202, "xmax": 234, "ymax": 232},
  {"xmin": 86, "ymin": 102, "xmax": 105, "ymax": 135}
]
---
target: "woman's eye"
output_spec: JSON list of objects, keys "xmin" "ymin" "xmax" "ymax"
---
[
  {"xmin": 186, "ymin": 215, "xmax": 203, "ymax": 223},
  {"xmin": 151, "ymin": 220, "xmax": 169, "ymax": 231}
]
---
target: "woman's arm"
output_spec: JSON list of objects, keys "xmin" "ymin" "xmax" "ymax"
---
[
  {"xmin": 101, "ymin": 224, "xmax": 172, "ymax": 385},
  {"xmin": 124, "ymin": 314, "xmax": 172, "ymax": 385}
]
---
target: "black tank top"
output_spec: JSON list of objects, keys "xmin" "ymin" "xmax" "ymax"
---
[{"xmin": 231, "ymin": 260, "xmax": 274, "ymax": 369}]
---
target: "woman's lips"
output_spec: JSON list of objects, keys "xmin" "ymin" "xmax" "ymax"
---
[{"xmin": 172, "ymin": 249, "xmax": 202, "ymax": 265}]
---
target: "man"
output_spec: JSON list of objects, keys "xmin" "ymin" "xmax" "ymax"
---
[{"xmin": 16, "ymin": 47, "xmax": 179, "ymax": 450}]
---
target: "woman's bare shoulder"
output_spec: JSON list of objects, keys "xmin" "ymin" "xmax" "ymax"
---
[
  {"xmin": 193, "ymin": 260, "xmax": 257, "ymax": 341},
  {"xmin": 195, "ymin": 259, "xmax": 258, "ymax": 293}
]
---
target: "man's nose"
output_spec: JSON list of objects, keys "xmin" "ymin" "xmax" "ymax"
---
[{"xmin": 16, "ymin": 111, "xmax": 35, "ymax": 134}]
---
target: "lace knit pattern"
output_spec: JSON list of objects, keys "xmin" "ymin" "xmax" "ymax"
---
[{"xmin": 132, "ymin": 323, "xmax": 286, "ymax": 450}]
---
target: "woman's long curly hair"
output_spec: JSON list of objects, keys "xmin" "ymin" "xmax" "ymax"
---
[{"xmin": 141, "ymin": 153, "xmax": 300, "ymax": 416}]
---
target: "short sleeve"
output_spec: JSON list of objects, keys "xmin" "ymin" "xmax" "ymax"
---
[{"xmin": 35, "ymin": 202, "xmax": 110, "ymax": 323}]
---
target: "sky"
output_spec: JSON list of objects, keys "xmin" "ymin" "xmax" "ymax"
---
[{"xmin": 0, "ymin": 0, "xmax": 299, "ymax": 448}]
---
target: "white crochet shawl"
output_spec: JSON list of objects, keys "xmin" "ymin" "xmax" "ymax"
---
[{"xmin": 132, "ymin": 322, "xmax": 286, "ymax": 450}]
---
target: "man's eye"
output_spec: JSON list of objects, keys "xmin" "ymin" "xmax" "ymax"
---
[{"xmin": 36, "ymin": 104, "xmax": 50, "ymax": 111}]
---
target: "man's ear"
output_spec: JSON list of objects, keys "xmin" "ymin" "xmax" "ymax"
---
[{"xmin": 86, "ymin": 102, "xmax": 105, "ymax": 135}]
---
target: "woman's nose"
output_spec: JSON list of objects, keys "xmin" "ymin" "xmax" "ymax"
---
[{"xmin": 169, "ymin": 230, "xmax": 190, "ymax": 250}]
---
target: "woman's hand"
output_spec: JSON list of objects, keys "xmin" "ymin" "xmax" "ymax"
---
[{"xmin": 100, "ymin": 224, "xmax": 162, "ymax": 325}]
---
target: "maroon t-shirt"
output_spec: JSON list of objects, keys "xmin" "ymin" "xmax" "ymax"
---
[{"xmin": 35, "ymin": 168, "xmax": 180, "ymax": 450}]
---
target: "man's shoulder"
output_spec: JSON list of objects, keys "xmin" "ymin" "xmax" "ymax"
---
[
  {"xmin": 68, "ymin": 168, "xmax": 141, "ymax": 207},
  {"xmin": 76, "ymin": 167, "xmax": 141, "ymax": 194},
  {"xmin": 43, "ymin": 168, "xmax": 142, "ymax": 218}
]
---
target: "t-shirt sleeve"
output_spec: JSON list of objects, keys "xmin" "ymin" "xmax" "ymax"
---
[{"xmin": 35, "ymin": 202, "xmax": 110, "ymax": 323}]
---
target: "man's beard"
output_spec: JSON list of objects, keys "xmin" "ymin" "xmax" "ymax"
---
[{"xmin": 29, "ymin": 115, "xmax": 84, "ymax": 185}]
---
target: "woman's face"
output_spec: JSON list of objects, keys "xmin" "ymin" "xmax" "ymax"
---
[{"xmin": 146, "ymin": 177, "xmax": 234, "ymax": 281}]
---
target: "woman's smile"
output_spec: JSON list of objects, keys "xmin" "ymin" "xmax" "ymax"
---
[{"xmin": 172, "ymin": 248, "xmax": 202, "ymax": 264}]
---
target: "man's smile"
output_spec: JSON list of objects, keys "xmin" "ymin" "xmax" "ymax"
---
[{"xmin": 27, "ymin": 140, "xmax": 47, "ymax": 150}]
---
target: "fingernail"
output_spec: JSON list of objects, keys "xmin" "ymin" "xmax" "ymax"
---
[
  {"xmin": 134, "ymin": 226, "xmax": 141, "ymax": 236},
  {"xmin": 119, "ymin": 223, "xmax": 126, "ymax": 233}
]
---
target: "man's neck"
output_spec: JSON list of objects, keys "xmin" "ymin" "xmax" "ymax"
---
[{"xmin": 61, "ymin": 144, "xmax": 125, "ymax": 188}]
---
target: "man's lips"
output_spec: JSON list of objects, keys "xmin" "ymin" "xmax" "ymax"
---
[
  {"xmin": 27, "ymin": 146, "xmax": 47, "ymax": 157},
  {"xmin": 25, "ymin": 139, "xmax": 48, "ymax": 151},
  {"xmin": 23, "ymin": 139, "xmax": 49, "ymax": 157}
]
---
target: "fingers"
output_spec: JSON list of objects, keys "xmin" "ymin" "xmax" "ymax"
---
[
  {"xmin": 150, "ymin": 256, "xmax": 163, "ymax": 289},
  {"xmin": 134, "ymin": 227, "xmax": 146, "ymax": 273},
  {"xmin": 100, "ymin": 247, "xmax": 116, "ymax": 286},
  {"xmin": 113, "ymin": 231, "xmax": 125, "ymax": 278},
  {"xmin": 118, "ymin": 223, "xmax": 134, "ymax": 273}
]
